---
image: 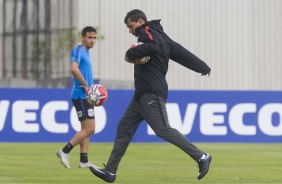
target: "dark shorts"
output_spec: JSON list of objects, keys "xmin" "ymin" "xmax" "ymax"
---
[{"xmin": 72, "ymin": 98, "xmax": 95, "ymax": 121}]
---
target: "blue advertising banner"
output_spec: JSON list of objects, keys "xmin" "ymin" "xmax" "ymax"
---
[{"xmin": 0, "ymin": 88, "xmax": 282, "ymax": 142}]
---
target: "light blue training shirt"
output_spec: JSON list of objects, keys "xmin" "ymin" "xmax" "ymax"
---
[{"xmin": 71, "ymin": 44, "xmax": 94, "ymax": 99}]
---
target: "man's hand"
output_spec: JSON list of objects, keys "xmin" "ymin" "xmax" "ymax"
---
[
  {"xmin": 78, "ymin": 84, "xmax": 88, "ymax": 92},
  {"xmin": 124, "ymin": 54, "xmax": 130, "ymax": 62},
  {"xmin": 124, "ymin": 54, "xmax": 136, "ymax": 64},
  {"xmin": 201, "ymin": 72, "xmax": 210, "ymax": 76}
]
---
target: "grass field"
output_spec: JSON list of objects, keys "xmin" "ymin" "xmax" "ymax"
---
[{"xmin": 0, "ymin": 143, "xmax": 282, "ymax": 184}]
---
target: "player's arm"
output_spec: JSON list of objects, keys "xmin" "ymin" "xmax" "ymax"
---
[
  {"xmin": 169, "ymin": 39, "xmax": 211, "ymax": 76},
  {"xmin": 70, "ymin": 61, "xmax": 88, "ymax": 91}
]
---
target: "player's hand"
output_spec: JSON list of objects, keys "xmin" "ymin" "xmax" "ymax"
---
[
  {"xmin": 201, "ymin": 72, "xmax": 210, "ymax": 76},
  {"xmin": 78, "ymin": 84, "xmax": 88, "ymax": 92}
]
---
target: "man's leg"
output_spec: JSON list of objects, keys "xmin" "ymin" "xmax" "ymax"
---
[
  {"xmin": 69, "ymin": 98, "xmax": 95, "ymax": 147},
  {"xmin": 57, "ymin": 98, "xmax": 95, "ymax": 168},
  {"xmin": 139, "ymin": 94, "xmax": 211, "ymax": 179},
  {"xmin": 139, "ymin": 93, "xmax": 203, "ymax": 161},
  {"xmin": 70, "ymin": 118, "xmax": 95, "ymax": 147},
  {"xmin": 80, "ymin": 136, "xmax": 89, "ymax": 155},
  {"xmin": 57, "ymin": 119, "xmax": 95, "ymax": 168},
  {"xmin": 89, "ymin": 98, "xmax": 143, "ymax": 182},
  {"xmin": 106, "ymin": 98, "xmax": 143, "ymax": 174},
  {"xmin": 79, "ymin": 119, "xmax": 95, "ymax": 168}
]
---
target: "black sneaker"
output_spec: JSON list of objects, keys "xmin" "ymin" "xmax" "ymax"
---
[
  {"xmin": 197, "ymin": 153, "xmax": 212, "ymax": 180},
  {"xmin": 89, "ymin": 164, "xmax": 116, "ymax": 183}
]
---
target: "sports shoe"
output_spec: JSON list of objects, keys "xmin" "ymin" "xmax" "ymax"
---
[
  {"xmin": 56, "ymin": 149, "xmax": 70, "ymax": 168},
  {"xmin": 197, "ymin": 153, "xmax": 212, "ymax": 180},
  {"xmin": 79, "ymin": 161, "xmax": 94, "ymax": 168},
  {"xmin": 89, "ymin": 164, "xmax": 116, "ymax": 183}
]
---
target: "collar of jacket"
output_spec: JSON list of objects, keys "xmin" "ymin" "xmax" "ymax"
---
[{"xmin": 135, "ymin": 19, "xmax": 162, "ymax": 36}]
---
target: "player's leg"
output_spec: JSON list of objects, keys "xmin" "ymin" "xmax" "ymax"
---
[
  {"xmin": 80, "ymin": 121, "xmax": 90, "ymax": 153},
  {"xmin": 70, "ymin": 118, "xmax": 95, "ymax": 144},
  {"xmin": 57, "ymin": 98, "xmax": 95, "ymax": 168},
  {"xmin": 78, "ymin": 118, "xmax": 95, "ymax": 168},
  {"xmin": 89, "ymin": 97, "xmax": 143, "ymax": 182},
  {"xmin": 70, "ymin": 99, "xmax": 95, "ymax": 167},
  {"xmin": 139, "ymin": 93, "xmax": 211, "ymax": 179},
  {"xmin": 80, "ymin": 137, "xmax": 90, "ymax": 166}
]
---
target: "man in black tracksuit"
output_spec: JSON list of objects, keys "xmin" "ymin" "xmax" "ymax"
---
[{"xmin": 90, "ymin": 9, "xmax": 212, "ymax": 183}]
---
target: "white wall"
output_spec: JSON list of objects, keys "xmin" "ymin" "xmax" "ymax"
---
[
  {"xmin": 1, "ymin": 0, "xmax": 280, "ymax": 90},
  {"xmin": 75, "ymin": 0, "xmax": 282, "ymax": 90}
]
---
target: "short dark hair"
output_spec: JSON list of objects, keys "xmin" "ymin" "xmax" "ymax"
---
[
  {"xmin": 81, "ymin": 26, "xmax": 97, "ymax": 36},
  {"xmin": 124, "ymin": 9, "xmax": 147, "ymax": 24}
]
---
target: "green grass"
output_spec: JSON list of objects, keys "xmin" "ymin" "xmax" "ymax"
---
[{"xmin": 0, "ymin": 143, "xmax": 282, "ymax": 184}]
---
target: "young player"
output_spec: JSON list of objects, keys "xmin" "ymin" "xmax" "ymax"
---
[{"xmin": 57, "ymin": 26, "xmax": 97, "ymax": 168}]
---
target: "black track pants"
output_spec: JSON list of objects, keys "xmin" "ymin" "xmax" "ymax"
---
[{"xmin": 107, "ymin": 93, "xmax": 204, "ymax": 173}]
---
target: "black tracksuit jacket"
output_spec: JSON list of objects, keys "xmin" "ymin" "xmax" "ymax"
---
[{"xmin": 126, "ymin": 19, "xmax": 211, "ymax": 100}]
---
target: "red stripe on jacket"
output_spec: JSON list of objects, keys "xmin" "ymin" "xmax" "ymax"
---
[{"xmin": 145, "ymin": 26, "xmax": 153, "ymax": 41}]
